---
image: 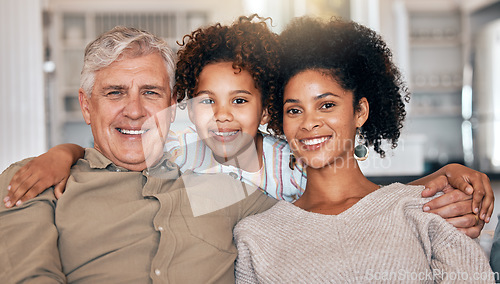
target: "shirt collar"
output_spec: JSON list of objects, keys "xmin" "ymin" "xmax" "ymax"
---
[{"xmin": 84, "ymin": 148, "xmax": 176, "ymax": 172}]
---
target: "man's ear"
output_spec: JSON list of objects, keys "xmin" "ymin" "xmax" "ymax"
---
[
  {"xmin": 260, "ymin": 108, "xmax": 271, "ymax": 125},
  {"xmin": 355, "ymin": 97, "xmax": 369, "ymax": 128},
  {"xmin": 79, "ymin": 89, "xmax": 91, "ymax": 125}
]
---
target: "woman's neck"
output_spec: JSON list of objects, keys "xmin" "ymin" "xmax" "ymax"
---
[{"xmin": 294, "ymin": 156, "xmax": 379, "ymax": 215}]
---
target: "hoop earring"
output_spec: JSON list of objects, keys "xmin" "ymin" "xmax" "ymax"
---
[
  {"xmin": 289, "ymin": 153, "xmax": 297, "ymax": 170},
  {"xmin": 354, "ymin": 131, "xmax": 369, "ymax": 161}
]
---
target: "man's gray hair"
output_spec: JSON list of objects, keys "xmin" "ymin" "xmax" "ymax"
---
[{"xmin": 80, "ymin": 26, "xmax": 176, "ymax": 96}]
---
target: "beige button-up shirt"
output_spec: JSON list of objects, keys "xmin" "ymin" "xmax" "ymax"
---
[{"xmin": 0, "ymin": 148, "xmax": 276, "ymax": 283}]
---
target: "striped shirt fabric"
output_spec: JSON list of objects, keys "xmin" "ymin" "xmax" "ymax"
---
[{"xmin": 165, "ymin": 126, "xmax": 306, "ymax": 201}]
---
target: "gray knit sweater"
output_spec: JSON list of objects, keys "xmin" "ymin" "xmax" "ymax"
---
[{"xmin": 234, "ymin": 183, "xmax": 495, "ymax": 283}]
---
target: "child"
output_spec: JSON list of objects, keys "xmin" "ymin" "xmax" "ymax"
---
[{"xmin": 167, "ymin": 14, "xmax": 306, "ymax": 201}]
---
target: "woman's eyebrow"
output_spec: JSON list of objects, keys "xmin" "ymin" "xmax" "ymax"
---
[
  {"xmin": 315, "ymin": 92, "xmax": 340, "ymax": 100},
  {"xmin": 284, "ymin": 98, "xmax": 300, "ymax": 104}
]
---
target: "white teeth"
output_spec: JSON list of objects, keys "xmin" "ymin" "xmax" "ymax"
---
[
  {"xmin": 213, "ymin": 131, "xmax": 238, "ymax": 137},
  {"xmin": 118, "ymin": 128, "xmax": 147, "ymax": 135},
  {"xmin": 301, "ymin": 137, "xmax": 329, "ymax": 146}
]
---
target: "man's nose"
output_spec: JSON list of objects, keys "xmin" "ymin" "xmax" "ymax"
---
[{"xmin": 123, "ymin": 95, "xmax": 147, "ymax": 119}]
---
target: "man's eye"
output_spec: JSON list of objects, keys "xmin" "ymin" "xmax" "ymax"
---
[
  {"xmin": 105, "ymin": 91, "xmax": 122, "ymax": 97},
  {"xmin": 232, "ymin": 98, "xmax": 247, "ymax": 104},
  {"xmin": 144, "ymin": 91, "xmax": 161, "ymax": 97}
]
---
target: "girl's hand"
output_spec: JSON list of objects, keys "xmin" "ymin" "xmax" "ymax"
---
[{"xmin": 3, "ymin": 144, "xmax": 84, "ymax": 208}]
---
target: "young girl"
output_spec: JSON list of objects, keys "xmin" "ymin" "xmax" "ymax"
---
[
  {"xmin": 233, "ymin": 17, "xmax": 494, "ymax": 283},
  {"xmin": 168, "ymin": 14, "xmax": 305, "ymax": 201},
  {"xmin": 3, "ymin": 16, "xmax": 494, "ymax": 236}
]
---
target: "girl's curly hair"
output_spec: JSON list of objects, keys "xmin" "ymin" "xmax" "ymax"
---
[
  {"xmin": 268, "ymin": 17, "xmax": 410, "ymax": 157},
  {"xmin": 175, "ymin": 14, "xmax": 280, "ymax": 113}
]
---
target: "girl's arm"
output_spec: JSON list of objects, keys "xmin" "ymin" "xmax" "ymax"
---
[{"xmin": 3, "ymin": 143, "xmax": 84, "ymax": 208}]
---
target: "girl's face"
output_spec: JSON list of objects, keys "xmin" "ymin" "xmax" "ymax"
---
[
  {"xmin": 282, "ymin": 69, "xmax": 368, "ymax": 169},
  {"xmin": 188, "ymin": 62, "xmax": 269, "ymax": 161}
]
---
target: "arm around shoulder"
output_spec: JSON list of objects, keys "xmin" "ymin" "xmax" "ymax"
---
[{"xmin": 0, "ymin": 159, "xmax": 65, "ymax": 283}]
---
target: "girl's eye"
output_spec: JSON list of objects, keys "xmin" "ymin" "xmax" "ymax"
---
[
  {"xmin": 286, "ymin": 108, "xmax": 302, "ymax": 115},
  {"xmin": 321, "ymin": 102, "xmax": 336, "ymax": 109},
  {"xmin": 199, "ymin": 98, "xmax": 214, "ymax": 104},
  {"xmin": 232, "ymin": 98, "xmax": 248, "ymax": 104}
]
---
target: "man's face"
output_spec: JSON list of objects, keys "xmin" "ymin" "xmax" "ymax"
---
[{"xmin": 79, "ymin": 52, "xmax": 175, "ymax": 171}]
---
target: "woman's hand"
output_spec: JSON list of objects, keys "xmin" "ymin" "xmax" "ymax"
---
[{"xmin": 3, "ymin": 144, "xmax": 84, "ymax": 208}]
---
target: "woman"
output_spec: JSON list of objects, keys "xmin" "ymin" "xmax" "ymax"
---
[{"xmin": 233, "ymin": 17, "xmax": 494, "ymax": 283}]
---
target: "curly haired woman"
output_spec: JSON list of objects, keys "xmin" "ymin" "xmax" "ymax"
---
[{"xmin": 233, "ymin": 17, "xmax": 495, "ymax": 283}]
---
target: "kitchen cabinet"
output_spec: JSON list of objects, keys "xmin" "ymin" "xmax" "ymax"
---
[{"xmin": 403, "ymin": 0, "xmax": 466, "ymax": 165}]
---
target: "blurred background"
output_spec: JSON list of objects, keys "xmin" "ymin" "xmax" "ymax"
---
[{"xmin": 1, "ymin": 0, "xmax": 500, "ymax": 246}]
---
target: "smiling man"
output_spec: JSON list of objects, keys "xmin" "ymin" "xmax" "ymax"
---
[{"xmin": 0, "ymin": 26, "xmax": 276, "ymax": 283}]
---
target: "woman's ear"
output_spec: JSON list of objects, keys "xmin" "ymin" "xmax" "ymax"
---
[
  {"xmin": 260, "ymin": 108, "xmax": 271, "ymax": 125},
  {"xmin": 355, "ymin": 97, "xmax": 369, "ymax": 128}
]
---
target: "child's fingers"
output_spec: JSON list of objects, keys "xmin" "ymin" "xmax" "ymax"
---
[
  {"xmin": 4, "ymin": 171, "xmax": 40, "ymax": 208},
  {"xmin": 18, "ymin": 180, "xmax": 51, "ymax": 204},
  {"xmin": 54, "ymin": 178, "xmax": 68, "ymax": 199},
  {"xmin": 470, "ymin": 174, "xmax": 493, "ymax": 221},
  {"xmin": 485, "ymin": 202, "xmax": 495, "ymax": 223}
]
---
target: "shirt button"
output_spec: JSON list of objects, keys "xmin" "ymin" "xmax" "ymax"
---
[
  {"xmin": 158, "ymin": 226, "xmax": 164, "ymax": 232},
  {"xmin": 228, "ymin": 172, "xmax": 239, "ymax": 179},
  {"xmin": 155, "ymin": 269, "xmax": 161, "ymax": 276}
]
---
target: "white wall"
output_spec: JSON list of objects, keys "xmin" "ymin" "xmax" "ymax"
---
[{"xmin": 0, "ymin": 0, "xmax": 46, "ymax": 172}]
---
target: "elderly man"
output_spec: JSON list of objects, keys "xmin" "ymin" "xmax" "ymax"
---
[{"xmin": 0, "ymin": 26, "xmax": 276, "ymax": 283}]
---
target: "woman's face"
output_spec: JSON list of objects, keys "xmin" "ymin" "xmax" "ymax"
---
[{"xmin": 282, "ymin": 69, "xmax": 368, "ymax": 169}]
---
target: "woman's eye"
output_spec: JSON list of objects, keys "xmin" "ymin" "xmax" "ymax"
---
[
  {"xmin": 321, "ymin": 102, "xmax": 336, "ymax": 109},
  {"xmin": 286, "ymin": 108, "xmax": 301, "ymax": 115},
  {"xmin": 232, "ymin": 98, "xmax": 248, "ymax": 104}
]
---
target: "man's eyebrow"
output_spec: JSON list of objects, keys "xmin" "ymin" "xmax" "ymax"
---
[
  {"xmin": 142, "ymin": 85, "xmax": 166, "ymax": 91},
  {"xmin": 102, "ymin": 85, "xmax": 126, "ymax": 90}
]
